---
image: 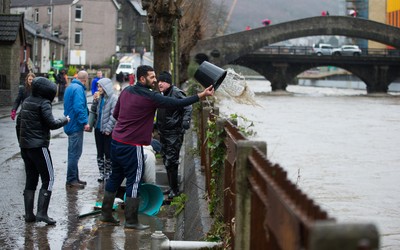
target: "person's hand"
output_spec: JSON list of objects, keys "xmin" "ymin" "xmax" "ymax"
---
[
  {"xmin": 66, "ymin": 115, "xmax": 70, "ymax": 123},
  {"xmin": 10, "ymin": 110, "xmax": 16, "ymax": 120},
  {"xmin": 198, "ymin": 85, "xmax": 214, "ymax": 99},
  {"xmin": 104, "ymin": 131, "xmax": 110, "ymax": 136},
  {"xmin": 84, "ymin": 124, "xmax": 91, "ymax": 131},
  {"xmin": 182, "ymin": 120, "xmax": 190, "ymax": 130},
  {"xmin": 93, "ymin": 91, "xmax": 99, "ymax": 100}
]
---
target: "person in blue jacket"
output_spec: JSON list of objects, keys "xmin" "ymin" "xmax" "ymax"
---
[
  {"xmin": 63, "ymin": 70, "xmax": 91, "ymax": 188},
  {"xmin": 91, "ymin": 70, "xmax": 103, "ymax": 95}
]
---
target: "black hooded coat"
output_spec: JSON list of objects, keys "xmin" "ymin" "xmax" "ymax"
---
[{"xmin": 19, "ymin": 77, "xmax": 68, "ymax": 148}]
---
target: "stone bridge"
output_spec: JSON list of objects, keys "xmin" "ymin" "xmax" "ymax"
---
[
  {"xmin": 191, "ymin": 16, "xmax": 400, "ymax": 93},
  {"xmin": 232, "ymin": 53, "xmax": 400, "ymax": 93}
]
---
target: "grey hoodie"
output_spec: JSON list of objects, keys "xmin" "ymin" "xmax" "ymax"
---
[{"xmin": 95, "ymin": 78, "xmax": 118, "ymax": 133}]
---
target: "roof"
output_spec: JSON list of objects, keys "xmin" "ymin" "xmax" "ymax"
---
[
  {"xmin": 11, "ymin": 0, "xmax": 74, "ymax": 7},
  {"xmin": 129, "ymin": 0, "xmax": 146, "ymax": 16},
  {"xmin": 24, "ymin": 19, "xmax": 65, "ymax": 45},
  {"xmin": 0, "ymin": 14, "xmax": 25, "ymax": 43}
]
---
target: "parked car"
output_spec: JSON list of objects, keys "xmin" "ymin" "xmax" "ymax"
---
[
  {"xmin": 332, "ymin": 45, "xmax": 362, "ymax": 56},
  {"xmin": 312, "ymin": 43, "xmax": 334, "ymax": 56}
]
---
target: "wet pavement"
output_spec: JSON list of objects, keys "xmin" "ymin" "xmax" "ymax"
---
[{"xmin": 0, "ymin": 92, "xmax": 176, "ymax": 249}]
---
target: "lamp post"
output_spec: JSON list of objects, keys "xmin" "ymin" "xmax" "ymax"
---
[
  {"xmin": 68, "ymin": 0, "xmax": 80, "ymax": 65},
  {"xmin": 33, "ymin": 28, "xmax": 41, "ymax": 73}
]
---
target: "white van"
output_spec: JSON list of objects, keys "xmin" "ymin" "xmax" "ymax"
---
[{"xmin": 116, "ymin": 56, "xmax": 135, "ymax": 77}]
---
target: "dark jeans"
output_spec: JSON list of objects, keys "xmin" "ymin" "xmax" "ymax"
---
[{"xmin": 67, "ymin": 131, "xmax": 83, "ymax": 183}]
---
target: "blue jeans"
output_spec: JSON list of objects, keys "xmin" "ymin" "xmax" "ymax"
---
[{"xmin": 67, "ymin": 131, "xmax": 84, "ymax": 183}]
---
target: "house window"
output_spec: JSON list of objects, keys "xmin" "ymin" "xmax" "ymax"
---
[
  {"xmin": 117, "ymin": 17, "xmax": 122, "ymax": 30},
  {"xmin": 35, "ymin": 9, "xmax": 39, "ymax": 23},
  {"xmin": 48, "ymin": 7, "xmax": 52, "ymax": 15},
  {"xmin": 75, "ymin": 5, "xmax": 82, "ymax": 21},
  {"xmin": 141, "ymin": 22, "xmax": 146, "ymax": 32},
  {"xmin": 53, "ymin": 30, "xmax": 59, "ymax": 37},
  {"xmin": 75, "ymin": 30, "xmax": 82, "ymax": 45}
]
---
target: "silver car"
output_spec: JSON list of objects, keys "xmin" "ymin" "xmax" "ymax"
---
[
  {"xmin": 312, "ymin": 43, "xmax": 334, "ymax": 56},
  {"xmin": 332, "ymin": 45, "xmax": 362, "ymax": 56}
]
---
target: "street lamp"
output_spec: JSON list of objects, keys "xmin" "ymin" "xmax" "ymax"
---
[{"xmin": 68, "ymin": 0, "xmax": 80, "ymax": 64}]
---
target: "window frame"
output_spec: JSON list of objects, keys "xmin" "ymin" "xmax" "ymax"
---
[
  {"xmin": 74, "ymin": 29, "xmax": 82, "ymax": 45},
  {"xmin": 75, "ymin": 5, "xmax": 83, "ymax": 21},
  {"xmin": 34, "ymin": 8, "xmax": 39, "ymax": 23}
]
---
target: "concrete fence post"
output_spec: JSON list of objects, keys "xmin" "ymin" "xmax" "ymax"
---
[{"xmin": 234, "ymin": 140, "xmax": 267, "ymax": 250}]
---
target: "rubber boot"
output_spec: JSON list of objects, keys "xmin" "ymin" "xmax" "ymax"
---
[
  {"xmin": 99, "ymin": 191, "xmax": 119, "ymax": 225},
  {"xmin": 36, "ymin": 189, "xmax": 56, "ymax": 225},
  {"xmin": 97, "ymin": 158, "xmax": 105, "ymax": 182},
  {"xmin": 124, "ymin": 197, "xmax": 149, "ymax": 230},
  {"xmin": 23, "ymin": 190, "xmax": 36, "ymax": 222},
  {"xmin": 168, "ymin": 168, "xmax": 179, "ymax": 200},
  {"xmin": 104, "ymin": 159, "xmax": 112, "ymax": 181},
  {"xmin": 163, "ymin": 171, "xmax": 171, "ymax": 195}
]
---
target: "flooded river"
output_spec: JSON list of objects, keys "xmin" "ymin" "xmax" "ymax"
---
[{"xmin": 217, "ymin": 80, "xmax": 400, "ymax": 249}]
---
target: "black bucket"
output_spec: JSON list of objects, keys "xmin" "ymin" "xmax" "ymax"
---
[{"xmin": 194, "ymin": 61, "xmax": 227, "ymax": 91}]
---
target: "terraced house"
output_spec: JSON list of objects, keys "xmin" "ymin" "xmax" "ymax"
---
[
  {"xmin": 10, "ymin": 0, "xmax": 150, "ymax": 67},
  {"xmin": 11, "ymin": 0, "xmax": 120, "ymax": 66}
]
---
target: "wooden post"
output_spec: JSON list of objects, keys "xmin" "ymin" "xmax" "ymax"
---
[
  {"xmin": 234, "ymin": 140, "xmax": 267, "ymax": 250},
  {"xmin": 309, "ymin": 222, "xmax": 379, "ymax": 250}
]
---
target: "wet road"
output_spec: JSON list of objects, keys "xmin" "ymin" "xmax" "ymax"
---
[{"xmin": 0, "ymin": 100, "xmax": 174, "ymax": 249}]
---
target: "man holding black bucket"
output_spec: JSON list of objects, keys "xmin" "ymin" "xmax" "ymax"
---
[
  {"xmin": 156, "ymin": 71, "xmax": 192, "ymax": 200},
  {"xmin": 99, "ymin": 65, "xmax": 214, "ymax": 229}
]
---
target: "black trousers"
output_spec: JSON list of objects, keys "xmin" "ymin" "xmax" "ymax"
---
[
  {"xmin": 160, "ymin": 132, "xmax": 184, "ymax": 171},
  {"xmin": 94, "ymin": 128, "xmax": 112, "ymax": 161},
  {"xmin": 21, "ymin": 147, "xmax": 54, "ymax": 191}
]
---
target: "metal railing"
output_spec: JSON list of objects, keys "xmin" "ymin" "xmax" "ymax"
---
[
  {"xmin": 198, "ymin": 101, "xmax": 380, "ymax": 250},
  {"xmin": 256, "ymin": 45, "xmax": 400, "ymax": 57}
]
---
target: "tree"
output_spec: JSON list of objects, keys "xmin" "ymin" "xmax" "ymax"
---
[
  {"xmin": 142, "ymin": 0, "xmax": 182, "ymax": 78},
  {"xmin": 177, "ymin": 1, "xmax": 208, "ymax": 85},
  {"xmin": 142, "ymin": 0, "xmax": 225, "ymax": 86}
]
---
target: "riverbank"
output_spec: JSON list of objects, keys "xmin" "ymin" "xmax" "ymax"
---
[{"xmin": 215, "ymin": 80, "xmax": 400, "ymax": 249}]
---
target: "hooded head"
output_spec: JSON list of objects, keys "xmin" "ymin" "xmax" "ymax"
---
[
  {"xmin": 97, "ymin": 78, "xmax": 114, "ymax": 96},
  {"xmin": 32, "ymin": 77, "xmax": 57, "ymax": 102}
]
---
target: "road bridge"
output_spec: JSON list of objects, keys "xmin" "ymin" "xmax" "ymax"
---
[
  {"xmin": 191, "ymin": 16, "xmax": 400, "ymax": 93},
  {"xmin": 232, "ymin": 52, "xmax": 400, "ymax": 93}
]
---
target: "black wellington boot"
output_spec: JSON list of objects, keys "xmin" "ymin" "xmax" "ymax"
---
[
  {"xmin": 124, "ymin": 197, "xmax": 149, "ymax": 230},
  {"xmin": 23, "ymin": 190, "xmax": 36, "ymax": 222},
  {"xmin": 99, "ymin": 191, "xmax": 119, "ymax": 225},
  {"xmin": 168, "ymin": 168, "xmax": 179, "ymax": 200},
  {"xmin": 163, "ymin": 171, "xmax": 171, "ymax": 195},
  {"xmin": 36, "ymin": 189, "xmax": 56, "ymax": 225}
]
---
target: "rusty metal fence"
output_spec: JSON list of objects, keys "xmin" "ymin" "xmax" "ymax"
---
[{"xmin": 198, "ymin": 101, "xmax": 379, "ymax": 250}]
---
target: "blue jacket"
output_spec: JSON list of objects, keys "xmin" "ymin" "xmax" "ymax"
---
[
  {"xmin": 63, "ymin": 79, "xmax": 88, "ymax": 135},
  {"xmin": 91, "ymin": 77, "xmax": 102, "ymax": 95}
]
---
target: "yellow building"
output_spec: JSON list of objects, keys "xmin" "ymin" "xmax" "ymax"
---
[
  {"xmin": 368, "ymin": 0, "xmax": 387, "ymax": 49},
  {"xmin": 368, "ymin": 0, "xmax": 400, "ymax": 49},
  {"xmin": 387, "ymin": 0, "xmax": 400, "ymax": 27}
]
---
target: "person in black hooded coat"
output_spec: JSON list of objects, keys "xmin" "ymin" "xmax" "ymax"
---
[{"xmin": 19, "ymin": 77, "xmax": 70, "ymax": 225}]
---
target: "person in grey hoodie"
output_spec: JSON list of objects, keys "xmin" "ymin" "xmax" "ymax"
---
[{"xmin": 90, "ymin": 78, "xmax": 118, "ymax": 182}]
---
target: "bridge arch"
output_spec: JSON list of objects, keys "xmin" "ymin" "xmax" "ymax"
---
[{"xmin": 191, "ymin": 16, "xmax": 400, "ymax": 66}]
